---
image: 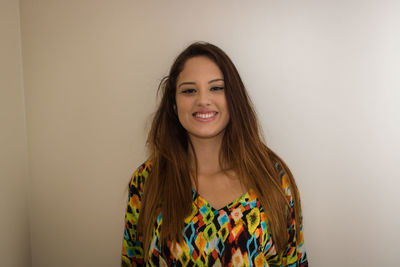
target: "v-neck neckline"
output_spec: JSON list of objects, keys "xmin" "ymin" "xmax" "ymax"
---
[{"xmin": 192, "ymin": 188, "xmax": 251, "ymax": 212}]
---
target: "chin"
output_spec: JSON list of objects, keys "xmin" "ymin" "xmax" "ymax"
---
[{"xmin": 188, "ymin": 129, "xmax": 226, "ymax": 140}]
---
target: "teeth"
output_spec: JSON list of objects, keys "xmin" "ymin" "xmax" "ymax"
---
[{"xmin": 195, "ymin": 112, "xmax": 216, "ymax": 119}]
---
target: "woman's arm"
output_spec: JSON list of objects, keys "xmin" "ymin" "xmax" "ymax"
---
[
  {"xmin": 280, "ymin": 170, "xmax": 308, "ymax": 267},
  {"xmin": 267, "ymin": 164, "xmax": 308, "ymax": 267},
  {"xmin": 121, "ymin": 163, "xmax": 149, "ymax": 267}
]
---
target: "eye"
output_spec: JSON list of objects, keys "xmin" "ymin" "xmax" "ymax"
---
[
  {"xmin": 181, "ymin": 88, "xmax": 196, "ymax": 94},
  {"xmin": 210, "ymin": 86, "xmax": 224, "ymax": 91}
]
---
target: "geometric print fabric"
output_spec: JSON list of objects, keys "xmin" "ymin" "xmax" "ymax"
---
[{"xmin": 122, "ymin": 161, "xmax": 308, "ymax": 266}]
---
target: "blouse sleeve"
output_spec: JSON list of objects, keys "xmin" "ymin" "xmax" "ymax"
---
[
  {"xmin": 269, "ymin": 163, "xmax": 308, "ymax": 267},
  {"xmin": 121, "ymin": 163, "xmax": 149, "ymax": 267}
]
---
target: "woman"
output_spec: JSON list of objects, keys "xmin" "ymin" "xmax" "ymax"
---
[{"xmin": 122, "ymin": 42, "xmax": 308, "ymax": 266}]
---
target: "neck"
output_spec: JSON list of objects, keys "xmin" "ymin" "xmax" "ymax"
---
[{"xmin": 189, "ymin": 134, "xmax": 224, "ymax": 176}]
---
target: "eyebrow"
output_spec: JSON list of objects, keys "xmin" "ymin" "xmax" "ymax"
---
[{"xmin": 178, "ymin": 78, "xmax": 224, "ymax": 88}]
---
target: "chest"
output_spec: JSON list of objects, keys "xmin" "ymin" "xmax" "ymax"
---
[
  {"xmin": 195, "ymin": 172, "xmax": 247, "ymax": 210},
  {"xmin": 149, "ymin": 190, "xmax": 276, "ymax": 266}
]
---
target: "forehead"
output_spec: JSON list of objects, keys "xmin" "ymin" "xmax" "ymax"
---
[{"xmin": 177, "ymin": 56, "xmax": 223, "ymax": 82}]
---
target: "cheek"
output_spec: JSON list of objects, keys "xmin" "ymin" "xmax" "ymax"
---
[
  {"xmin": 176, "ymin": 97, "xmax": 192, "ymax": 112},
  {"xmin": 175, "ymin": 100, "xmax": 192, "ymax": 121},
  {"xmin": 219, "ymin": 97, "xmax": 229, "ymax": 113},
  {"xmin": 221, "ymin": 99, "xmax": 230, "ymax": 123}
]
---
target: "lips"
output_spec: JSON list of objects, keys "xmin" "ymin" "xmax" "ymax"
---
[
  {"xmin": 192, "ymin": 111, "xmax": 218, "ymax": 121},
  {"xmin": 193, "ymin": 111, "xmax": 217, "ymax": 118}
]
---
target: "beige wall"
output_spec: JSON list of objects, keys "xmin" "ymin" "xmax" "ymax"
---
[
  {"xmin": 0, "ymin": 0, "xmax": 31, "ymax": 266},
  {"xmin": 5, "ymin": 0, "xmax": 400, "ymax": 266}
]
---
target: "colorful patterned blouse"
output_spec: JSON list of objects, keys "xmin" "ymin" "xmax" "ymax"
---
[{"xmin": 122, "ymin": 161, "xmax": 308, "ymax": 266}]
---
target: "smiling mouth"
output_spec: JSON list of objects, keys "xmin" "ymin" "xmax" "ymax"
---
[{"xmin": 192, "ymin": 112, "xmax": 218, "ymax": 119}]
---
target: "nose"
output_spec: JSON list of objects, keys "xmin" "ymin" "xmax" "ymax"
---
[{"xmin": 196, "ymin": 88, "xmax": 211, "ymax": 106}]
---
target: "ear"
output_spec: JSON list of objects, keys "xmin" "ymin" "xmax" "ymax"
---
[{"xmin": 173, "ymin": 105, "xmax": 177, "ymax": 115}]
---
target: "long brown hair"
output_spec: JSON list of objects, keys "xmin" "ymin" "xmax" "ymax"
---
[{"xmin": 137, "ymin": 42, "xmax": 302, "ymax": 260}]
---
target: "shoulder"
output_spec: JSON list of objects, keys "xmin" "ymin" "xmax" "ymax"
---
[
  {"xmin": 129, "ymin": 160, "xmax": 152, "ymax": 199},
  {"xmin": 273, "ymin": 161, "xmax": 294, "ymax": 205},
  {"xmin": 273, "ymin": 161, "xmax": 288, "ymax": 184}
]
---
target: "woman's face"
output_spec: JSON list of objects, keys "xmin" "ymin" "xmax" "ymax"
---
[{"xmin": 175, "ymin": 56, "xmax": 230, "ymax": 141}]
